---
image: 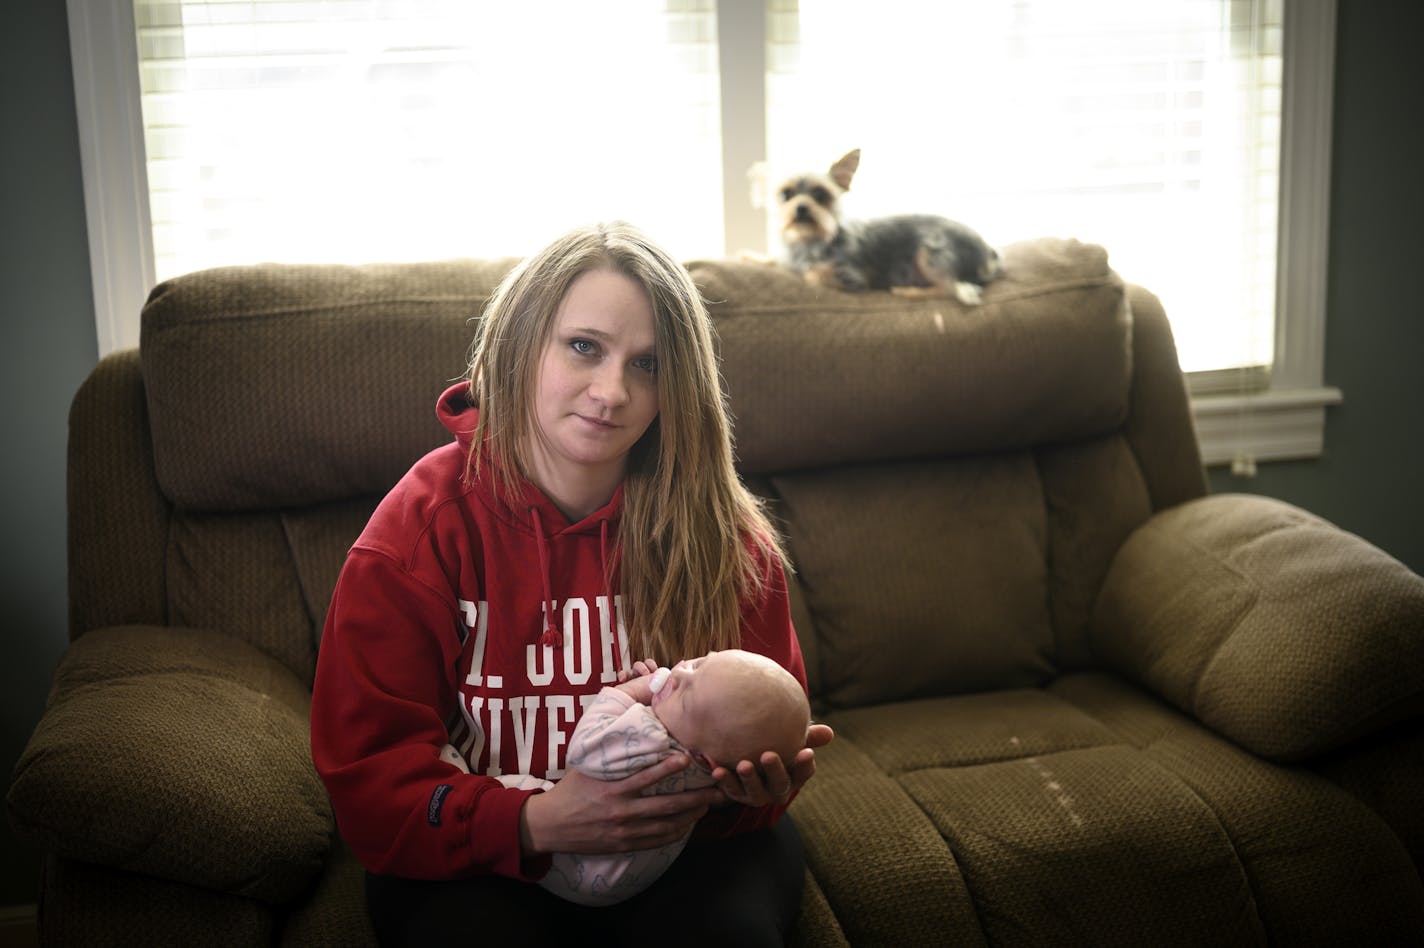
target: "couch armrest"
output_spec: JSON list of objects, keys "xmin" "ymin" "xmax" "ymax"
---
[
  {"xmin": 7, "ymin": 625, "xmax": 333, "ymax": 903},
  {"xmin": 1090, "ymin": 494, "xmax": 1424, "ymax": 761}
]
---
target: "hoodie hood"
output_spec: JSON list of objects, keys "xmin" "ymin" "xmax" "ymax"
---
[{"xmin": 437, "ymin": 380, "xmax": 481, "ymax": 451}]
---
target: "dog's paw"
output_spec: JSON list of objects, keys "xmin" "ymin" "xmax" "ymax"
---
[
  {"xmin": 889, "ymin": 285, "xmax": 949, "ymax": 299},
  {"xmin": 803, "ymin": 264, "xmax": 840, "ymax": 289},
  {"xmin": 954, "ymin": 281, "xmax": 984, "ymax": 305}
]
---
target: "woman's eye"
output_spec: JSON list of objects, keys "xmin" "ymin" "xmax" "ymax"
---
[
  {"xmin": 570, "ymin": 339, "xmax": 595, "ymax": 355},
  {"xmin": 634, "ymin": 356, "xmax": 657, "ymax": 374}
]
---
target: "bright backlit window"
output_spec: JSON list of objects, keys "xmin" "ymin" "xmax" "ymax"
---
[
  {"xmin": 767, "ymin": 0, "xmax": 1282, "ymax": 375},
  {"xmin": 135, "ymin": 0, "xmax": 725, "ymax": 278}
]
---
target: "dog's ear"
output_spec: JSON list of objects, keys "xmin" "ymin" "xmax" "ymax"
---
[{"xmin": 829, "ymin": 149, "xmax": 861, "ymax": 190}]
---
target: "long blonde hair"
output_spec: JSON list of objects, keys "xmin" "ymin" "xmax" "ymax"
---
[{"xmin": 466, "ymin": 222, "xmax": 785, "ymax": 662}]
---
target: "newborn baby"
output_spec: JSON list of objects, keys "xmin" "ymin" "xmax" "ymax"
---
[{"xmin": 439, "ymin": 648, "xmax": 811, "ymax": 905}]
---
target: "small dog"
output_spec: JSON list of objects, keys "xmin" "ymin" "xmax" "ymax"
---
[{"xmin": 775, "ymin": 149, "xmax": 1001, "ymax": 304}]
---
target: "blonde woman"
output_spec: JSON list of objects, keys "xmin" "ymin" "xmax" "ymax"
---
[{"xmin": 312, "ymin": 222, "xmax": 832, "ymax": 945}]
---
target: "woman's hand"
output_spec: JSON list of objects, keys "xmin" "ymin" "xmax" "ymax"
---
[
  {"xmin": 710, "ymin": 722, "xmax": 835, "ymax": 807},
  {"xmin": 519, "ymin": 751, "xmax": 724, "ymax": 856}
]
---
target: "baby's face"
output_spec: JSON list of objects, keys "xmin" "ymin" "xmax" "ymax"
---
[{"xmin": 649, "ymin": 654, "xmax": 710, "ymax": 754}]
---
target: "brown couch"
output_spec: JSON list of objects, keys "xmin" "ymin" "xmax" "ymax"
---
[{"xmin": 10, "ymin": 238, "xmax": 1424, "ymax": 945}]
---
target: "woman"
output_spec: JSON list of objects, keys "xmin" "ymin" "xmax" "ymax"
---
[{"xmin": 311, "ymin": 221, "xmax": 832, "ymax": 945}]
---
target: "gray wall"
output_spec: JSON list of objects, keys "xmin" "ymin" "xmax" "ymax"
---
[
  {"xmin": 3, "ymin": 0, "xmax": 101, "ymax": 910},
  {"xmin": 3, "ymin": 0, "xmax": 1422, "ymax": 912}
]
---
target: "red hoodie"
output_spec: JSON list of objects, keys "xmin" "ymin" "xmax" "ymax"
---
[{"xmin": 311, "ymin": 382, "xmax": 807, "ymax": 882}]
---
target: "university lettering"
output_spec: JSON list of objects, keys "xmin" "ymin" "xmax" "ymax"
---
[{"xmin": 454, "ymin": 596, "xmax": 630, "ymax": 779}]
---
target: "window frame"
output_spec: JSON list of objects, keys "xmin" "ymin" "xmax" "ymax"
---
[
  {"xmin": 1187, "ymin": 0, "xmax": 1343, "ymax": 468},
  {"xmin": 66, "ymin": 0, "xmax": 1341, "ymax": 468}
]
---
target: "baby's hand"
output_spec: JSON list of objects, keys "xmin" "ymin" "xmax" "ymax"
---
[
  {"xmin": 615, "ymin": 658, "xmax": 661, "ymax": 704},
  {"xmin": 617, "ymin": 658, "xmax": 661, "ymax": 683}
]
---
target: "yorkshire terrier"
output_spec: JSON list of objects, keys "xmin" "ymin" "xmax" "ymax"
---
[{"xmin": 775, "ymin": 149, "xmax": 1001, "ymax": 304}]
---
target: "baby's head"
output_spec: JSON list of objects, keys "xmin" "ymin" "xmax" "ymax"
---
[{"xmin": 649, "ymin": 649, "xmax": 810, "ymax": 771}]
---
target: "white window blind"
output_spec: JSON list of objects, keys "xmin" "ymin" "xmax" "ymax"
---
[
  {"xmin": 77, "ymin": 0, "xmax": 1337, "ymax": 468},
  {"xmin": 134, "ymin": 0, "xmax": 725, "ymax": 282},
  {"xmin": 768, "ymin": 0, "xmax": 1283, "ymax": 377}
]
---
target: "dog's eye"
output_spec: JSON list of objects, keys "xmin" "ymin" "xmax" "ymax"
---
[
  {"xmin": 810, "ymin": 186, "xmax": 832, "ymax": 205},
  {"xmin": 779, "ymin": 187, "xmax": 796, "ymax": 202}
]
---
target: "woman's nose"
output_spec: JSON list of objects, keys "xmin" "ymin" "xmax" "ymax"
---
[{"xmin": 589, "ymin": 365, "xmax": 629, "ymax": 406}]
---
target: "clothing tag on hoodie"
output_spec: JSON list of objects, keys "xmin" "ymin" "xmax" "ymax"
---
[{"xmin": 428, "ymin": 784, "xmax": 454, "ymax": 826}]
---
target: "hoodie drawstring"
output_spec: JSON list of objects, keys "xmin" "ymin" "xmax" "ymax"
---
[
  {"xmin": 600, "ymin": 519, "xmax": 624, "ymax": 677},
  {"xmin": 530, "ymin": 507, "xmax": 561, "ymax": 649},
  {"xmin": 529, "ymin": 506, "xmax": 623, "ymax": 674}
]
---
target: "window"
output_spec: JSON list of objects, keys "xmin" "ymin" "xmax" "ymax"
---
[
  {"xmin": 67, "ymin": 0, "xmax": 1340, "ymax": 466},
  {"xmin": 134, "ymin": 0, "xmax": 725, "ymax": 283},
  {"xmin": 770, "ymin": 0, "xmax": 1281, "ymax": 377}
]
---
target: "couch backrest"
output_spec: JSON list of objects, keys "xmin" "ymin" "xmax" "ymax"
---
[{"xmin": 68, "ymin": 239, "xmax": 1205, "ymax": 704}]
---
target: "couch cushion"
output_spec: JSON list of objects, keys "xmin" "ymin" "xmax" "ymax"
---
[
  {"xmin": 772, "ymin": 453, "xmax": 1056, "ymax": 708},
  {"xmin": 162, "ymin": 498, "xmax": 380, "ymax": 685},
  {"xmin": 167, "ymin": 511, "xmax": 318, "ymax": 682},
  {"xmin": 689, "ymin": 238, "xmax": 1131, "ymax": 476},
  {"xmin": 1048, "ymin": 673, "xmax": 1424, "ymax": 941},
  {"xmin": 1038, "ymin": 434, "xmax": 1154, "ymax": 670},
  {"xmin": 788, "ymin": 735, "xmax": 982, "ymax": 946},
  {"xmin": 140, "ymin": 259, "xmax": 516, "ymax": 511},
  {"xmin": 7, "ymin": 625, "xmax": 331, "ymax": 904},
  {"xmin": 282, "ymin": 496, "xmax": 383, "ymax": 651},
  {"xmin": 795, "ymin": 673, "xmax": 1424, "ymax": 944}
]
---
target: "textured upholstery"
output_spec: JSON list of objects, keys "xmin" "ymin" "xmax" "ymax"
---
[
  {"xmin": 140, "ymin": 259, "xmax": 515, "ymax": 511},
  {"xmin": 801, "ymin": 674, "xmax": 1424, "ymax": 945},
  {"xmin": 66, "ymin": 350, "xmax": 168, "ymax": 635},
  {"xmin": 1094, "ymin": 493, "xmax": 1424, "ymax": 760},
  {"xmin": 694, "ymin": 239, "xmax": 1132, "ymax": 473},
  {"xmin": 773, "ymin": 454, "xmax": 1057, "ymax": 708},
  {"xmin": 8, "ymin": 626, "xmax": 330, "ymax": 904},
  {"xmin": 10, "ymin": 238, "xmax": 1424, "ymax": 945}
]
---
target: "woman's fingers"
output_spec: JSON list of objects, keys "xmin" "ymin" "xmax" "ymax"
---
[
  {"xmin": 787, "ymin": 747, "xmax": 817, "ymax": 794},
  {"xmin": 709, "ymin": 722, "xmax": 833, "ymax": 805},
  {"xmin": 710, "ymin": 751, "xmax": 793, "ymax": 807}
]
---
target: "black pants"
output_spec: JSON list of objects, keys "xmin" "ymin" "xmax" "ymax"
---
[{"xmin": 365, "ymin": 816, "xmax": 805, "ymax": 947}]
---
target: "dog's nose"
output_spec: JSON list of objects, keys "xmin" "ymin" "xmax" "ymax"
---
[{"xmin": 794, "ymin": 204, "xmax": 814, "ymax": 222}]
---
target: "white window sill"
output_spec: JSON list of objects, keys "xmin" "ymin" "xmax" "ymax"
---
[{"xmin": 1192, "ymin": 386, "xmax": 1343, "ymax": 468}]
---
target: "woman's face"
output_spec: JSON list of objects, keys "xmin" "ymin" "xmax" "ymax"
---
[{"xmin": 526, "ymin": 267, "xmax": 660, "ymax": 497}]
